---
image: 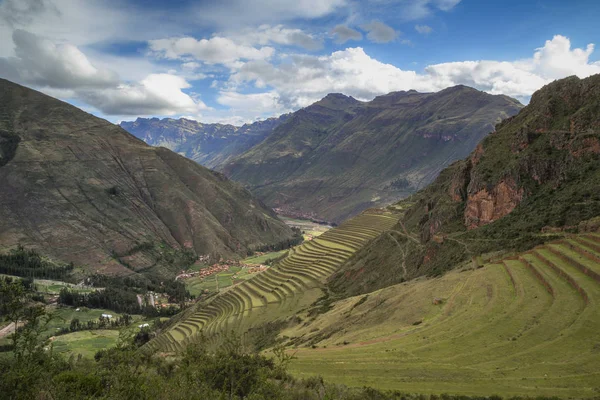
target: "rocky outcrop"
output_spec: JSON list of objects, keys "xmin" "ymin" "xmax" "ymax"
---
[{"xmin": 464, "ymin": 178, "xmax": 524, "ymax": 229}]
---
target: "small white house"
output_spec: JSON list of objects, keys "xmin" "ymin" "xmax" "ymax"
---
[
  {"xmin": 138, "ymin": 323, "xmax": 150, "ymax": 329},
  {"xmin": 101, "ymin": 313, "xmax": 113, "ymax": 319}
]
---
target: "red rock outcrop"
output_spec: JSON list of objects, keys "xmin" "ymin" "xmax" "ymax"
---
[{"xmin": 464, "ymin": 178, "xmax": 524, "ymax": 229}]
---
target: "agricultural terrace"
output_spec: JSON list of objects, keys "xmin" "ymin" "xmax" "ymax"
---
[
  {"xmin": 285, "ymin": 233, "xmax": 600, "ymax": 398},
  {"xmin": 144, "ymin": 210, "xmax": 399, "ymax": 354}
]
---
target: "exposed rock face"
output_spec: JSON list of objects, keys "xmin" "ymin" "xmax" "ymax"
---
[
  {"xmin": 0, "ymin": 79, "xmax": 293, "ymax": 277},
  {"xmin": 464, "ymin": 179, "xmax": 524, "ymax": 229}
]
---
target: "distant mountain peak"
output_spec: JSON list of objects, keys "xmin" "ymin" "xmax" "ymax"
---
[{"xmin": 313, "ymin": 93, "xmax": 361, "ymax": 110}]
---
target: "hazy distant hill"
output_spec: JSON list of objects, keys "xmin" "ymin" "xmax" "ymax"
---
[
  {"xmin": 329, "ymin": 74, "xmax": 600, "ymax": 297},
  {"xmin": 0, "ymin": 79, "xmax": 293, "ymax": 278},
  {"xmin": 221, "ymin": 87, "xmax": 522, "ymax": 223},
  {"xmin": 120, "ymin": 115, "xmax": 290, "ymax": 169}
]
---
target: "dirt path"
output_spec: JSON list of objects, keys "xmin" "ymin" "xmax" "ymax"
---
[{"xmin": 0, "ymin": 322, "xmax": 17, "ymax": 339}]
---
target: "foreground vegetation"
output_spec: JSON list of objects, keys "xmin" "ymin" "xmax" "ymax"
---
[{"xmin": 0, "ymin": 277, "xmax": 570, "ymax": 399}]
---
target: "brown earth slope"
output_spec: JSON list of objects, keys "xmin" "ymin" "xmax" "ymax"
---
[{"xmin": 0, "ymin": 79, "xmax": 293, "ymax": 277}]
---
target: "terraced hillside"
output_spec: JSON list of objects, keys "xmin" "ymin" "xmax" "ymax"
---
[
  {"xmin": 145, "ymin": 211, "xmax": 399, "ymax": 354},
  {"xmin": 286, "ymin": 233, "xmax": 600, "ymax": 397}
]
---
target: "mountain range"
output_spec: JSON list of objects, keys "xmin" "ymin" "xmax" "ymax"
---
[
  {"xmin": 122, "ymin": 87, "xmax": 522, "ymax": 223},
  {"xmin": 221, "ymin": 87, "xmax": 523, "ymax": 223},
  {"xmin": 0, "ymin": 79, "xmax": 293, "ymax": 278},
  {"xmin": 120, "ymin": 114, "xmax": 290, "ymax": 169}
]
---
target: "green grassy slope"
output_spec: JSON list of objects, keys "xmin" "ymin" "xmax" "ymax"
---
[
  {"xmin": 286, "ymin": 233, "xmax": 600, "ymax": 397},
  {"xmin": 222, "ymin": 88, "xmax": 522, "ymax": 223},
  {"xmin": 328, "ymin": 74, "xmax": 600, "ymax": 297}
]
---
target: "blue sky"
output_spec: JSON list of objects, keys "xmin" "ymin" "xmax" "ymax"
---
[{"xmin": 1, "ymin": 0, "xmax": 599, "ymax": 125}]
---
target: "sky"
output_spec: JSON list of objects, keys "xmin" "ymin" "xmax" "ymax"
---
[{"xmin": 0, "ymin": 0, "xmax": 599, "ymax": 125}]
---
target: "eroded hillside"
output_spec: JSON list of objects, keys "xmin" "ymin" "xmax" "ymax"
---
[{"xmin": 0, "ymin": 79, "xmax": 294, "ymax": 278}]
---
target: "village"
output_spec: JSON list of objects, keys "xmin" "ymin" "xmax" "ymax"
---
[{"xmin": 175, "ymin": 256, "xmax": 270, "ymax": 288}]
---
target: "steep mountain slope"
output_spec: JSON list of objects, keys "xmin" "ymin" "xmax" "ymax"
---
[
  {"xmin": 221, "ymin": 88, "xmax": 522, "ymax": 223},
  {"xmin": 0, "ymin": 79, "xmax": 294, "ymax": 277},
  {"xmin": 329, "ymin": 74, "xmax": 600, "ymax": 298},
  {"xmin": 120, "ymin": 115, "xmax": 289, "ymax": 169}
]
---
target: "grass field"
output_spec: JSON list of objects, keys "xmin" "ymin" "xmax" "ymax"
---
[
  {"xmin": 144, "ymin": 211, "xmax": 399, "ymax": 354},
  {"xmin": 282, "ymin": 234, "xmax": 600, "ymax": 398},
  {"xmin": 0, "ymin": 275, "xmax": 94, "ymax": 295},
  {"xmin": 51, "ymin": 330, "xmax": 121, "ymax": 358},
  {"xmin": 243, "ymin": 250, "xmax": 289, "ymax": 265}
]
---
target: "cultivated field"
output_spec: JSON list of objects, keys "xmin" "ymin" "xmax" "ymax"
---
[
  {"xmin": 51, "ymin": 330, "xmax": 121, "ymax": 358},
  {"xmin": 285, "ymin": 233, "xmax": 600, "ymax": 397},
  {"xmin": 144, "ymin": 211, "xmax": 399, "ymax": 353}
]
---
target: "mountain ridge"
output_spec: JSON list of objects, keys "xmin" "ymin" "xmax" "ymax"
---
[
  {"xmin": 0, "ymin": 78, "xmax": 294, "ymax": 278},
  {"xmin": 221, "ymin": 85, "xmax": 523, "ymax": 223},
  {"xmin": 120, "ymin": 113, "xmax": 291, "ymax": 169}
]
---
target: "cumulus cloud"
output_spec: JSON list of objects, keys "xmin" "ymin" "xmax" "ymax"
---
[
  {"xmin": 0, "ymin": 30, "xmax": 208, "ymax": 116},
  {"xmin": 79, "ymin": 74, "xmax": 209, "ymax": 116},
  {"xmin": 0, "ymin": 29, "xmax": 119, "ymax": 89},
  {"xmin": 230, "ymin": 48, "xmax": 423, "ymax": 108},
  {"xmin": 148, "ymin": 36, "xmax": 275, "ymax": 65},
  {"xmin": 360, "ymin": 20, "xmax": 398, "ymax": 43},
  {"xmin": 415, "ymin": 24, "xmax": 433, "ymax": 34},
  {"xmin": 230, "ymin": 35, "xmax": 600, "ymax": 107},
  {"xmin": 331, "ymin": 25, "xmax": 363, "ymax": 44}
]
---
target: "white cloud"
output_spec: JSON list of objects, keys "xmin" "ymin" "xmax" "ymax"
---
[
  {"xmin": 231, "ymin": 48, "xmax": 423, "ymax": 108},
  {"xmin": 228, "ymin": 25, "xmax": 323, "ymax": 51},
  {"xmin": 230, "ymin": 35, "xmax": 600, "ymax": 107},
  {"xmin": 148, "ymin": 36, "xmax": 275, "ymax": 65},
  {"xmin": 415, "ymin": 24, "xmax": 433, "ymax": 34},
  {"xmin": 191, "ymin": 0, "xmax": 348, "ymax": 26},
  {"xmin": 0, "ymin": 29, "xmax": 119, "ymax": 89},
  {"xmin": 331, "ymin": 25, "xmax": 363, "ymax": 44},
  {"xmin": 529, "ymin": 35, "xmax": 600, "ymax": 79},
  {"xmin": 401, "ymin": 0, "xmax": 462, "ymax": 20},
  {"xmin": 360, "ymin": 20, "xmax": 398, "ymax": 43},
  {"xmin": 0, "ymin": 30, "xmax": 208, "ymax": 117},
  {"xmin": 217, "ymin": 91, "xmax": 287, "ymax": 115},
  {"xmin": 0, "ymin": 0, "xmax": 186, "ymax": 58},
  {"xmin": 79, "ymin": 73, "xmax": 209, "ymax": 116}
]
